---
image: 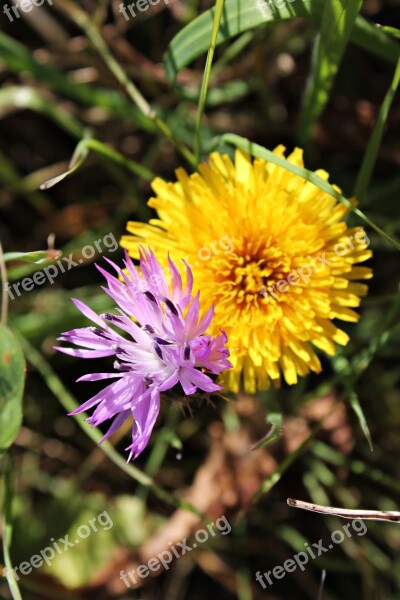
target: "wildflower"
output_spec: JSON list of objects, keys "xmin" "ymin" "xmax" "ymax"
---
[
  {"xmin": 56, "ymin": 249, "xmax": 231, "ymax": 460},
  {"xmin": 121, "ymin": 148, "xmax": 372, "ymax": 393}
]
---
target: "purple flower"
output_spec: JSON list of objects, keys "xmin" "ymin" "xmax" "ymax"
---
[{"xmin": 56, "ymin": 248, "xmax": 231, "ymax": 460}]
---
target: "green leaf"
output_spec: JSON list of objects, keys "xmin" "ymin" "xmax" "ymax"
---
[
  {"xmin": 347, "ymin": 387, "xmax": 373, "ymax": 452},
  {"xmin": 194, "ymin": 0, "xmax": 226, "ymax": 162},
  {"xmin": 377, "ymin": 25, "xmax": 400, "ymax": 40},
  {"xmin": 163, "ymin": 0, "xmax": 400, "ymax": 84},
  {"xmin": 0, "ymin": 326, "xmax": 25, "ymax": 452},
  {"xmin": 42, "ymin": 496, "xmax": 116, "ymax": 588},
  {"xmin": 221, "ymin": 132, "xmax": 400, "ymax": 250},
  {"xmin": 3, "ymin": 250, "xmax": 61, "ymax": 265},
  {"xmin": 40, "ymin": 137, "xmax": 155, "ymax": 190},
  {"xmin": 299, "ymin": 0, "xmax": 363, "ymax": 144},
  {"xmin": 250, "ymin": 412, "xmax": 283, "ymax": 450},
  {"xmin": 1, "ymin": 456, "xmax": 23, "ymax": 600}
]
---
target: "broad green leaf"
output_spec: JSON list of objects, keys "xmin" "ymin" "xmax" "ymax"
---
[
  {"xmin": 299, "ymin": 0, "xmax": 363, "ymax": 144},
  {"xmin": 41, "ymin": 495, "xmax": 116, "ymax": 588},
  {"xmin": 163, "ymin": 0, "xmax": 400, "ymax": 84},
  {"xmin": 0, "ymin": 326, "xmax": 25, "ymax": 452}
]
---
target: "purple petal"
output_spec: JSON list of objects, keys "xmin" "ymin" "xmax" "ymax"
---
[{"xmin": 126, "ymin": 388, "xmax": 161, "ymax": 460}]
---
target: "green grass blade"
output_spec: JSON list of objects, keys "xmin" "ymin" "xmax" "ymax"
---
[
  {"xmin": 163, "ymin": 0, "xmax": 400, "ymax": 84},
  {"xmin": 221, "ymin": 133, "xmax": 400, "ymax": 250},
  {"xmin": 250, "ymin": 412, "xmax": 283, "ymax": 450},
  {"xmin": 347, "ymin": 385, "xmax": 373, "ymax": 452},
  {"xmin": 40, "ymin": 137, "xmax": 155, "ymax": 190},
  {"xmin": 299, "ymin": 0, "xmax": 363, "ymax": 145},
  {"xmin": 377, "ymin": 25, "xmax": 400, "ymax": 39},
  {"xmin": 354, "ymin": 58, "xmax": 400, "ymax": 201},
  {"xmin": 195, "ymin": 0, "xmax": 225, "ymax": 163},
  {"xmin": 1, "ymin": 457, "xmax": 23, "ymax": 600},
  {"xmin": 3, "ymin": 251, "xmax": 60, "ymax": 265}
]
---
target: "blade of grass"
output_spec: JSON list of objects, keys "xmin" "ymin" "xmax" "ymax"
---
[
  {"xmin": 299, "ymin": 0, "xmax": 363, "ymax": 145},
  {"xmin": 221, "ymin": 133, "xmax": 400, "ymax": 250},
  {"xmin": 377, "ymin": 25, "xmax": 400, "ymax": 39},
  {"xmin": 354, "ymin": 57, "xmax": 400, "ymax": 201},
  {"xmin": 194, "ymin": 0, "xmax": 225, "ymax": 163},
  {"xmin": 40, "ymin": 137, "xmax": 155, "ymax": 190},
  {"xmin": 0, "ymin": 244, "xmax": 8, "ymax": 327},
  {"xmin": 345, "ymin": 384, "xmax": 373, "ymax": 452},
  {"xmin": 3, "ymin": 251, "xmax": 61, "ymax": 265},
  {"xmin": 1, "ymin": 456, "xmax": 23, "ymax": 600}
]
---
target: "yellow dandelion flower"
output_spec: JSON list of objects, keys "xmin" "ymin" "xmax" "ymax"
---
[{"xmin": 121, "ymin": 147, "xmax": 373, "ymax": 394}]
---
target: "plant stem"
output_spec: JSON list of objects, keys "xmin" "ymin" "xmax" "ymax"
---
[
  {"xmin": 0, "ymin": 243, "xmax": 9, "ymax": 327},
  {"xmin": 194, "ymin": 0, "xmax": 225, "ymax": 163},
  {"xmin": 1, "ymin": 456, "xmax": 23, "ymax": 600},
  {"xmin": 354, "ymin": 57, "xmax": 400, "ymax": 201}
]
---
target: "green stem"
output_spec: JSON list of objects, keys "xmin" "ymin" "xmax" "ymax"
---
[
  {"xmin": 1, "ymin": 456, "xmax": 23, "ymax": 600},
  {"xmin": 83, "ymin": 139, "xmax": 156, "ymax": 180},
  {"xmin": 0, "ymin": 243, "xmax": 9, "ymax": 327},
  {"xmin": 194, "ymin": 0, "xmax": 225, "ymax": 163},
  {"xmin": 354, "ymin": 57, "xmax": 400, "ymax": 201}
]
